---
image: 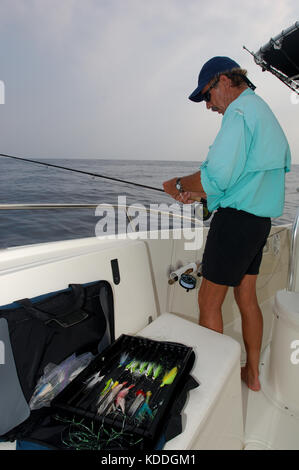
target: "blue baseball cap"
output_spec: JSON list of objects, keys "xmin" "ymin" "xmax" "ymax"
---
[{"xmin": 188, "ymin": 56, "xmax": 240, "ymax": 102}]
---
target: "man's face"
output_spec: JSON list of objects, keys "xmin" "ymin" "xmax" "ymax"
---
[{"xmin": 201, "ymin": 75, "xmax": 232, "ymax": 115}]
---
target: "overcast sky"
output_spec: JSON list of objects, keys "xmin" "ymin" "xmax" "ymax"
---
[{"xmin": 0, "ymin": 0, "xmax": 298, "ymax": 163}]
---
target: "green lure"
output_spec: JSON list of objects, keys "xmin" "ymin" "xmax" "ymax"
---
[
  {"xmin": 138, "ymin": 361, "xmax": 148, "ymax": 374},
  {"xmin": 100, "ymin": 378, "xmax": 113, "ymax": 395},
  {"xmin": 126, "ymin": 359, "xmax": 139, "ymax": 373},
  {"xmin": 152, "ymin": 364, "xmax": 162, "ymax": 380},
  {"xmin": 145, "ymin": 362, "xmax": 155, "ymax": 377},
  {"xmin": 125, "ymin": 359, "xmax": 135, "ymax": 371},
  {"xmin": 160, "ymin": 367, "xmax": 178, "ymax": 387}
]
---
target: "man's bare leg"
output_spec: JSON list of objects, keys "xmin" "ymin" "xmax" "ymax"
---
[
  {"xmin": 234, "ymin": 274, "xmax": 262, "ymax": 391},
  {"xmin": 198, "ymin": 278, "xmax": 229, "ymax": 334}
]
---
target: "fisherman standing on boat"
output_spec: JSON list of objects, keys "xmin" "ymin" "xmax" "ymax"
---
[{"xmin": 163, "ymin": 56, "xmax": 291, "ymax": 392}]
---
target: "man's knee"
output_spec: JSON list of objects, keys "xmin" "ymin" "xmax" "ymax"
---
[
  {"xmin": 198, "ymin": 286, "xmax": 216, "ymax": 312},
  {"xmin": 234, "ymin": 282, "xmax": 258, "ymax": 311},
  {"xmin": 198, "ymin": 280, "xmax": 228, "ymax": 312},
  {"xmin": 197, "ymin": 278, "xmax": 229, "ymax": 333},
  {"xmin": 233, "ymin": 286, "xmax": 242, "ymax": 305}
]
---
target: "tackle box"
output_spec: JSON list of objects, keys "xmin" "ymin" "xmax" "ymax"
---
[{"xmin": 51, "ymin": 334, "xmax": 198, "ymax": 450}]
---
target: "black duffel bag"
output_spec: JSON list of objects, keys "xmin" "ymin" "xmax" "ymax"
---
[{"xmin": 0, "ymin": 280, "xmax": 114, "ymax": 444}]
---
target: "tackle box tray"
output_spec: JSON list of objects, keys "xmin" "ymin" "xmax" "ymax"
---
[{"xmin": 52, "ymin": 334, "xmax": 196, "ymax": 449}]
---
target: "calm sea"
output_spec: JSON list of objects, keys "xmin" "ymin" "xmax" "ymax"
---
[{"xmin": 0, "ymin": 157, "xmax": 298, "ymax": 249}]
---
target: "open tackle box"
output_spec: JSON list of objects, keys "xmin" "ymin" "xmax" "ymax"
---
[
  {"xmin": 51, "ymin": 334, "xmax": 197, "ymax": 450},
  {"xmin": 0, "ymin": 280, "xmax": 198, "ymax": 450}
]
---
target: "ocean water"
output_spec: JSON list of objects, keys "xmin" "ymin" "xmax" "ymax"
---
[{"xmin": 0, "ymin": 157, "xmax": 298, "ymax": 249}]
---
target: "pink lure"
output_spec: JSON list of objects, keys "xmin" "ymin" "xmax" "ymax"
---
[{"xmin": 115, "ymin": 384, "xmax": 135, "ymax": 413}]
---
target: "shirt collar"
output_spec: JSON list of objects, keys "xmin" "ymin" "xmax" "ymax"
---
[
  {"xmin": 225, "ymin": 87, "xmax": 255, "ymax": 115},
  {"xmin": 239, "ymin": 88, "xmax": 255, "ymax": 98}
]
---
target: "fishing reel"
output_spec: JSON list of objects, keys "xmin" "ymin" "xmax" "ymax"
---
[
  {"xmin": 168, "ymin": 262, "xmax": 202, "ymax": 292},
  {"xmin": 190, "ymin": 198, "xmax": 212, "ymax": 221},
  {"xmin": 192, "ymin": 198, "xmax": 212, "ymax": 221},
  {"xmin": 179, "ymin": 273, "xmax": 197, "ymax": 292},
  {"xmin": 201, "ymin": 198, "xmax": 212, "ymax": 221}
]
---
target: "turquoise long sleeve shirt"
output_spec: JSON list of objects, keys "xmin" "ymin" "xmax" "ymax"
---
[{"xmin": 200, "ymin": 88, "xmax": 291, "ymax": 218}]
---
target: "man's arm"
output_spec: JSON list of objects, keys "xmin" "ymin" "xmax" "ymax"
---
[{"xmin": 163, "ymin": 171, "xmax": 206, "ymax": 203}]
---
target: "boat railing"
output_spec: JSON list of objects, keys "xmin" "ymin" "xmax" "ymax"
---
[
  {"xmin": 287, "ymin": 207, "xmax": 299, "ymax": 292},
  {"xmin": 0, "ymin": 203, "xmax": 203, "ymax": 233}
]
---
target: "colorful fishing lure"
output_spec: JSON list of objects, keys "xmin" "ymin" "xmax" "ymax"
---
[
  {"xmin": 135, "ymin": 391, "xmax": 153, "ymax": 421},
  {"xmin": 125, "ymin": 359, "xmax": 139, "ymax": 373},
  {"xmin": 32, "ymin": 382, "xmax": 53, "ymax": 399},
  {"xmin": 145, "ymin": 362, "xmax": 155, "ymax": 378},
  {"xmin": 118, "ymin": 352, "xmax": 129, "ymax": 368},
  {"xmin": 152, "ymin": 364, "xmax": 163, "ymax": 380},
  {"xmin": 160, "ymin": 367, "xmax": 178, "ymax": 387},
  {"xmin": 100, "ymin": 378, "xmax": 114, "ymax": 396},
  {"xmin": 115, "ymin": 383, "xmax": 135, "ymax": 413},
  {"xmin": 137, "ymin": 361, "xmax": 148, "ymax": 375}
]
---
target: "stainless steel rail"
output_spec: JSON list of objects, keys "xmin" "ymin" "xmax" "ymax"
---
[
  {"xmin": 0, "ymin": 203, "xmax": 202, "ymax": 234},
  {"xmin": 0, "ymin": 203, "xmax": 198, "ymax": 219},
  {"xmin": 0, "ymin": 204, "xmax": 99, "ymax": 209},
  {"xmin": 287, "ymin": 207, "xmax": 299, "ymax": 291}
]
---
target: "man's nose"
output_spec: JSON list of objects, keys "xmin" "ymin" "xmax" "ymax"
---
[{"xmin": 206, "ymin": 101, "xmax": 212, "ymax": 110}]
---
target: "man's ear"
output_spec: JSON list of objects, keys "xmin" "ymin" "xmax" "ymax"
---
[{"xmin": 219, "ymin": 74, "xmax": 231, "ymax": 88}]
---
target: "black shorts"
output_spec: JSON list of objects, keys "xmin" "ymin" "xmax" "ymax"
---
[{"xmin": 202, "ymin": 207, "xmax": 271, "ymax": 287}]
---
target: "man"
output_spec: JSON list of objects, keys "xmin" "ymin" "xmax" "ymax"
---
[{"xmin": 163, "ymin": 56, "xmax": 291, "ymax": 391}]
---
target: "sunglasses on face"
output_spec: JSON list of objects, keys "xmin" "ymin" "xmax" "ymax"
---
[{"xmin": 201, "ymin": 76, "xmax": 220, "ymax": 102}]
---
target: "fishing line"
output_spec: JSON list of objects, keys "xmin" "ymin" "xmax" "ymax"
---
[{"xmin": 55, "ymin": 414, "xmax": 142, "ymax": 450}]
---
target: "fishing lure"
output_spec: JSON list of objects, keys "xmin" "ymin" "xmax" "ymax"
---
[
  {"xmin": 160, "ymin": 367, "xmax": 178, "ymax": 387},
  {"xmin": 84, "ymin": 371, "xmax": 104, "ymax": 389},
  {"xmin": 127, "ymin": 390, "xmax": 145, "ymax": 417},
  {"xmin": 118, "ymin": 352, "xmax": 129, "ymax": 368},
  {"xmin": 125, "ymin": 359, "xmax": 134, "ymax": 370},
  {"xmin": 100, "ymin": 378, "xmax": 114, "ymax": 396},
  {"xmin": 145, "ymin": 362, "xmax": 155, "ymax": 378},
  {"xmin": 125, "ymin": 359, "xmax": 139, "ymax": 373},
  {"xmin": 136, "ymin": 361, "xmax": 148, "ymax": 375},
  {"xmin": 152, "ymin": 364, "xmax": 163, "ymax": 380},
  {"xmin": 96, "ymin": 379, "xmax": 117, "ymax": 408},
  {"xmin": 97, "ymin": 381, "xmax": 126, "ymax": 416},
  {"xmin": 31, "ymin": 382, "xmax": 53, "ymax": 400},
  {"xmin": 135, "ymin": 391, "xmax": 153, "ymax": 421},
  {"xmin": 115, "ymin": 383, "xmax": 135, "ymax": 413}
]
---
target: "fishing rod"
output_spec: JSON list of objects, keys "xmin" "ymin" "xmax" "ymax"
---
[
  {"xmin": 0, "ymin": 153, "xmax": 164, "ymax": 193},
  {"xmin": 0, "ymin": 152, "xmax": 211, "ymax": 220}
]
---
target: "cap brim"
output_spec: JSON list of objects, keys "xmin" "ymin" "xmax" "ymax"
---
[
  {"xmin": 188, "ymin": 87, "xmax": 204, "ymax": 102},
  {"xmin": 188, "ymin": 77, "xmax": 209, "ymax": 102}
]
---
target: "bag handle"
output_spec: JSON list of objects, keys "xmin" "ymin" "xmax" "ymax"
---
[{"xmin": 15, "ymin": 284, "xmax": 87, "ymax": 327}]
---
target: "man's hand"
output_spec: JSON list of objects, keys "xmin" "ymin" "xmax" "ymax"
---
[
  {"xmin": 162, "ymin": 177, "xmax": 179, "ymax": 198},
  {"xmin": 179, "ymin": 191, "xmax": 206, "ymax": 204},
  {"xmin": 163, "ymin": 175, "xmax": 206, "ymax": 204}
]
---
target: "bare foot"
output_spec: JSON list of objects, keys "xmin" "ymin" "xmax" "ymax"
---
[{"xmin": 241, "ymin": 366, "xmax": 261, "ymax": 392}]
